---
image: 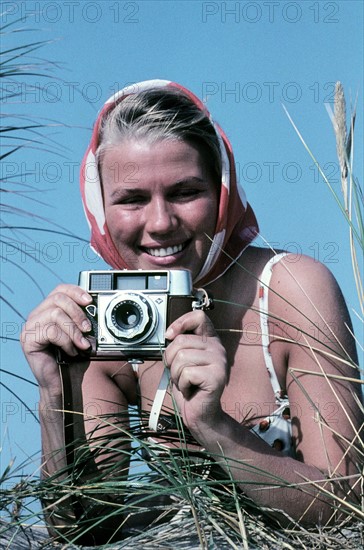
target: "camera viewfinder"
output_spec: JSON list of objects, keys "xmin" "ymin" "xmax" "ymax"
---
[{"xmin": 147, "ymin": 274, "xmax": 168, "ymax": 290}]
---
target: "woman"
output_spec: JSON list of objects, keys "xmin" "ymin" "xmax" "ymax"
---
[{"xmin": 21, "ymin": 80, "xmax": 362, "ymax": 542}]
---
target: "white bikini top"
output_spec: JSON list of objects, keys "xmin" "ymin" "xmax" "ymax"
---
[
  {"xmin": 250, "ymin": 252, "xmax": 293, "ymax": 457},
  {"xmin": 139, "ymin": 252, "xmax": 293, "ymax": 457}
]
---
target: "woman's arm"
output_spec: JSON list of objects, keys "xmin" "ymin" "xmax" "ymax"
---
[
  {"xmin": 21, "ymin": 285, "xmax": 137, "ymax": 542},
  {"xmin": 164, "ymin": 256, "xmax": 362, "ymax": 525},
  {"xmin": 21, "ymin": 285, "xmax": 93, "ymax": 481}
]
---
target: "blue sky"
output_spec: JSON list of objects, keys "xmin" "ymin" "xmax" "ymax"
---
[{"xmin": 1, "ymin": 0, "xmax": 363, "ymax": 491}]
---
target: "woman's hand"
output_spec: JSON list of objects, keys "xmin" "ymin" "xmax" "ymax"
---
[
  {"xmin": 164, "ymin": 311, "xmax": 229, "ymax": 436},
  {"xmin": 21, "ymin": 284, "xmax": 93, "ymax": 393}
]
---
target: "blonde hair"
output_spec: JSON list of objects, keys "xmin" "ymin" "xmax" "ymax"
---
[{"xmin": 96, "ymin": 88, "xmax": 222, "ymax": 183}]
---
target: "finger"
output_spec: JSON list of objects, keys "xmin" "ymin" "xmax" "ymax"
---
[
  {"xmin": 170, "ymin": 352, "xmax": 224, "ymax": 398},
  {"xmin": 164, "ymin": 333, "xmax": 210, "ymax": 366},
  {"xmin": 174, "ymin": 366, "xmax": 205, "ymax": 399},
  {"xmin": 34, "ymin": 288, "xmax": 92, "ymax": 333},
  {"xmin": 24, "ymin": 308, "xmax": 91, "ymax": 356},
  {"xmin": 49, "ymin": 284, "xmax": 92, "ymax": 318},
  {"xmin": 49, "ymin": 283, "xmax": 92, "ymax": 304},
  {"xmin": 165, "ymin": 310, "xmax": 217, "ymax": 340}
]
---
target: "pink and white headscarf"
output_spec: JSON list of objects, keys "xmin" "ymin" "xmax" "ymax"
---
[{"xmin": 80, "ymin": 79, "xmax": 258, "ymax": 286}]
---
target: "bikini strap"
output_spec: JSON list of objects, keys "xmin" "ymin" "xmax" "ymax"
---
[{"xmin": 258, "ymin": 253, "xmax": 289, "ymax": 402}]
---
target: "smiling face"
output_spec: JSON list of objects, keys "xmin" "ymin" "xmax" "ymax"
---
[{"xmin": 100, "ymin": 138, "xmax": 219, "ymax": 280}]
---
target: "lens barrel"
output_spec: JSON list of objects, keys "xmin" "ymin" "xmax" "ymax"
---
[{"xmin": 105, "ymin": 292, "xmax": 157, "ymax": 343}]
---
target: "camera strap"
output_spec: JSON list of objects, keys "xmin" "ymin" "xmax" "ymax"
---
[
  {"xmin": 55, "ymin": 357, "xmax": 95, "ymax": 529},
  {"xmin": 58, "ymin": 359, "xmax": 91, "ymax": 469},
  {"xmin": 148, "ymin": 367, "xmax": 171, "ymax": 432}
]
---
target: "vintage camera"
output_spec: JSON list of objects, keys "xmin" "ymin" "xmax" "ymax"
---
[{"xmin": 78, "ymin": 269, "xmax": 211, "ymax": 361}]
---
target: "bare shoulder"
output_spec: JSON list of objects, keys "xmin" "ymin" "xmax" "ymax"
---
[
  {"xmin": 227, "ymin": 248, "xmax": 343, "ymax": 309},
  {"xmin": 270, "ymin": 252, "xmax": 337, "ymax": 284},
  {"xmin": 268, "ymin": 253, "xmax": 359, "ymax": 380},
  {"xmin": 270, "ymin": 251, "xmax": 361, "ymax": 393},
  {"xmin": 269, "ymin": 253, "xmax": 347, "ymax": 314}
]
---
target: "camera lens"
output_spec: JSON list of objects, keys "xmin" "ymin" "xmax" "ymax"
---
[
  {"xmin": 114, "ymin": 302, "xmax": 141, "ymax": 330},
  {"xmin": 106, "ymin": 292, "xmax": 157, "ymax": 343}
]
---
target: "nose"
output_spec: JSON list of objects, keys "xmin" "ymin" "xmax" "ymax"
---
[{"xmin": 144, "ymin": 197, "xmax": 178, "ymax": 235}]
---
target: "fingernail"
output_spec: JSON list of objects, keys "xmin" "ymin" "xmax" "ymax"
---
[
  {"xmin": 165, "ymin": 327, "xmax": 172, "ymax": 339},
  {"xmin": 82, "ymin": 293, "xmax": 92, "ymax": 303},
  {"xmin": 81, "ymin": 336, "xmax": 90, "ymax": 347},
  {"xmin": 82, "ymin": 319, "xmax": 91, "ymax": 331}
]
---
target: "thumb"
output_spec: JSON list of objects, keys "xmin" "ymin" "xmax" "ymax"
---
[{"xmin": 165, "ymin": 311, "xmax": 217, "ymax": 340}]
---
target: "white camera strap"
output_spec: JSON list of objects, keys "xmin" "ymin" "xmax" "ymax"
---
[{"xmin": 148, "ymin": 367, "xmax": 171, "ymax": 432}]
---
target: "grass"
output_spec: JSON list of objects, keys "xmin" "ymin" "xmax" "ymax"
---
[
  {"xmin": 1, "ymin": 405, "xmax": 363, "ymax": 548},
  {"xmin": 0, "ymin": 13, "xmax": 363, "ymax": 549}
]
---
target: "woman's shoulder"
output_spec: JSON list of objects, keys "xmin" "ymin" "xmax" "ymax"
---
[
  {"xmin": 267, "ymin": 250, "xmax": 340, "ymax": 295},
  {"xmin": 237, "ymin": 246, "xmax": 337, "ymax": 286},
  {"xmin": 265, "ymin": 251, "xmax": 350, "ymax": 337},
  {"xmin": 211, "ymin": 245, "xmax": 341, "ymax": 306}
]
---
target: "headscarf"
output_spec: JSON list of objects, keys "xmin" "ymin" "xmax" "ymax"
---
[{"xmin": 80, "ymin": 79, "xmax": 258, "ymax": 286}]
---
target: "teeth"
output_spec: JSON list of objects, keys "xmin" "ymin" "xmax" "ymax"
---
[{"xmin": 147, "ymin": 243, "xmax": 184, "ymax": 257}]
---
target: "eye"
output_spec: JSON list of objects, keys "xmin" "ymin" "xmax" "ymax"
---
[
  {"xmin": 171, "ymin": 188, "xmax": 203, "ymax": 201},
  {"xmin": 114, "ymin": 195, "xmax": 148, "ymax": 206}
]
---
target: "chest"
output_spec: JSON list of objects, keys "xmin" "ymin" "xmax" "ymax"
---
[{"xmin": 211, "ymin": 299, "xmax": 286, "ymax": 421}]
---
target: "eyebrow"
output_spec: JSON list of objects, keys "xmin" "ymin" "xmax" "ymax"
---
[{"xmin": 109, "ymin": 177, "xmax": 207, "ymax": 199}]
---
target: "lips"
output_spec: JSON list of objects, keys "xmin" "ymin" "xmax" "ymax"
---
[{"xmin": 141, "ymin": 241, "xmax": 188, "ymax": 258}]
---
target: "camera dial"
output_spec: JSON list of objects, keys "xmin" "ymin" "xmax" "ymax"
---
[{"xmin": 105, "ymin": 292, "xmax": 157, "ymax": 344}]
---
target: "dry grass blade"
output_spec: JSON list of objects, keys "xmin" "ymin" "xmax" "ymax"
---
[
  {"xmin": 332, "ymin": 82, "xmax": 363, "ymax": 315},
  {"xmin": 334, "ymin": 81, "xmax": 348, "ymax": 207}
]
